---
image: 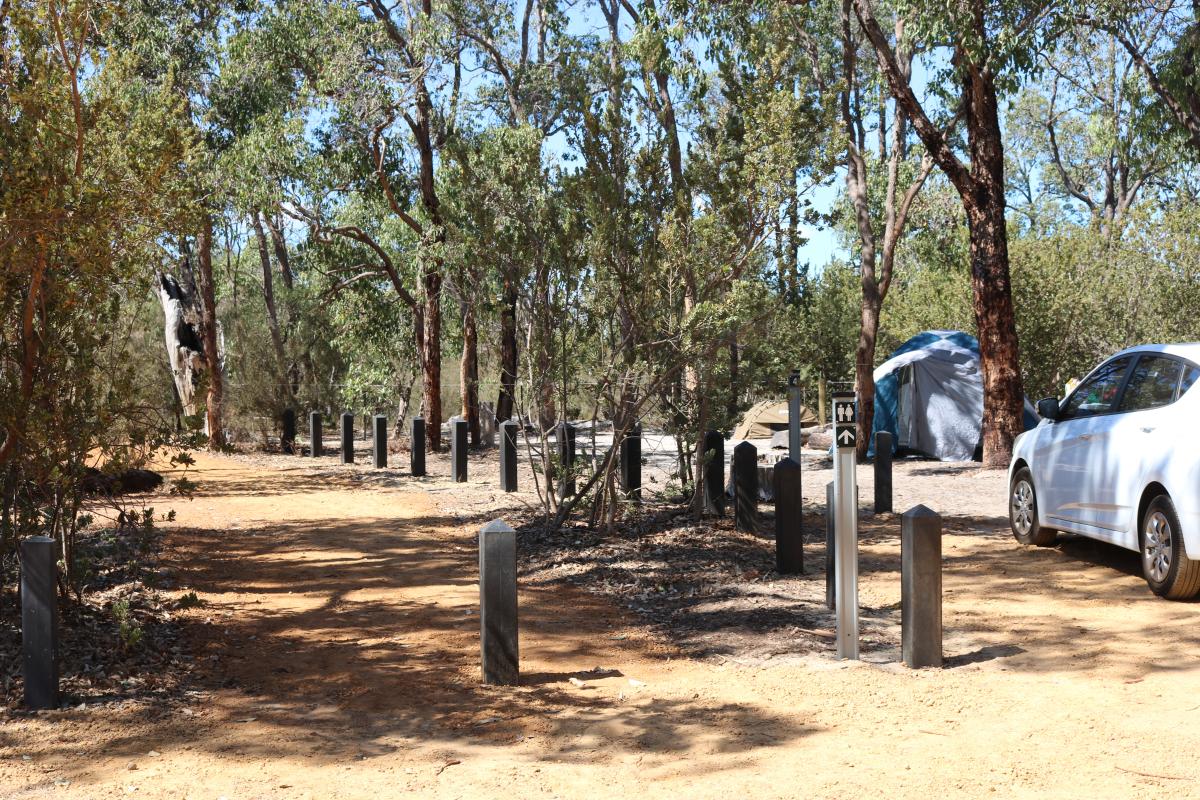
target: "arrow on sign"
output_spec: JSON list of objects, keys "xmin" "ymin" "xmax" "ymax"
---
[{"xmin": 837, "ymin": 428, "xmax": 855, "ymax": 446}]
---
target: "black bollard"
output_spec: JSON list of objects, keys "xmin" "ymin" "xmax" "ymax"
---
[
  {"xmin": 874, "ymin": 431, "xmax": 893, "ymax": 514},
  {"xmin": 556, "ymin": 422, "xmax": 576, "ymax": 500},
  {"xmin": 733, "ymin": 441, "xmax": 758, "ymax": 533},
  {"xmin": 774, "ymin": 457, "xmax": 803, "ymax": 574},
  {"xmin": 373, "ymin": 415, "xmax": 387, "ymax": 468},
  {"xmin": 281, "ymin": 409, "xmax": 296, "ymax": 455},
  {"xmin": 479, "ymin": 519, "xmax": 519, "ymax": 685},
  {"xmin": 341, "ymin": 412, "xmax": 354, "ymax": 464},
  {"xmin": 499, "ymin": 420, "xmax": 518, "ymax": 492},
  {"xmin": 410, "ymin": 417, "xmax": 426, "ymax": 477},
  {"xmin": 452, "ymin": 418, "xmax": 468, "ymax": 482},
  {"xmin": 21, "ymin": 536, "xmax": 58, "ymax": 710},
  {"xmin": 309, "ymin": 411, "xmax": 322, "ymax": 457},
  {"xmin": 902, "ymin": 505, "xmax": 943, "ymax": 668},
  {"xmin": 620, "ymin": 423, "xmax": 642, "ymax": 503},
  {"xmin": 702, "ymin": 430, "xmax": 726, "ymax": 516},
  {"xmin": 825, "ymin": 481, "xmax": 835, "ymax": 610}
]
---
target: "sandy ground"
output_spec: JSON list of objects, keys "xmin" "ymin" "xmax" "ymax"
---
[{"xmin": 5, "ymin": 444, "xmax": 1200, "ymax": 799}]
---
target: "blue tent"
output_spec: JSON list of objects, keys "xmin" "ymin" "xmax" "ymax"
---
[{"xmin": 869, "ymin": 330, "xmax": 1037, "ymax": 461}]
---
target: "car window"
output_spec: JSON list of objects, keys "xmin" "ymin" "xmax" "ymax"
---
[
  {"xmin": 1181, "ymin": 366, "xmax": 1200, "ymax": 398},
  {"xmin": 1118, "ymin": 356, "xmax": 1184, "ymax": 413},
  {"xmin": 1061, "ymin": 356, "xmax": 1132, "ymax": 419}
]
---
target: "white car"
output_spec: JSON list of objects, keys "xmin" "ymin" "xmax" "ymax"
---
[{"xmin": 1009, "ymin": 344, "xmax": 1200, "ymax": 599}]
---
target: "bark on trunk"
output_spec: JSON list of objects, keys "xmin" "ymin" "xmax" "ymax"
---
[
  {"xmin": 727, "ymin": 339, "xmax": 739, "ymax": 422},
  {"xmin": 967, "ymin": 196, "xmax": 1024, "ymax": 467},
  {"xmin": 195, "ymin": 215, "xmax": 225, "ymax": 449},
  {"xmin": 963, "ymin": 61, "xmax": 1023, "ymax": 467},
  {"xmin": 155, "ymin": 270, "xmax": 204, "ymax": 418},
  {"xmin": 264, "ymin": 213, "xmax": 293, "ymax": 290},
  {"xmin": 252, "ymin": 212, "xmax": 292, "ymax": 405},
  {"xmin": 422, "ymin": 267, "xmax": 442, "ymax": 451},
  {"xmin": 460, "ymin": 301, "xmax": 480, "ymax": 447},
  {"xmin": 855, "ymin": 292, "xmax": 881, "ymax": 459},
  {"xmin": 496, "ymin": 271, "xmax": 518, "ymax": 423}
]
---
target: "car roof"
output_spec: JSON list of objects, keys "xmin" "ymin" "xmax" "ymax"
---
[{"xmin": 1111, "ymin": 343, "xmax": 1200, "ymax": 363}]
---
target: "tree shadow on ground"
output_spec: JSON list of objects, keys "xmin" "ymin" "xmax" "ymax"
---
[
  {"xmin": 521, "ymin": 499, "xmax": 1200, "ymax": 678},
  {"xmin": 27, "ymin": 491, "xmax": 814, "ymax": 789}
]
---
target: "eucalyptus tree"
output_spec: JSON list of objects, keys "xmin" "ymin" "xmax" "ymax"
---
[
  {"xmin": 245, "ymin": 0, "xmax": 462, "ymax": 450},
  {"xmin": 1006, "ymin": 20, "xmax": 1182, "ymax": 239},
  {"xmin": 105, "ymin": 0, "xmax": 236, "ymax": 448},
  {"xmin": 443, "ymin": 0, "xmax": 585, "ymax": 431},
  {"xmin": 851, "ymin": 0, "xmax": 1062, "ymax": 465},
  {"xmin": 801, "ymin": 0, "xmax": 937, "ymax": 458},
  {"xmin": 1078, "ymin": 0, "xmax": 1200, "ymax": 156}
]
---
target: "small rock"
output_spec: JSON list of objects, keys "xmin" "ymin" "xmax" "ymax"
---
[{"xmin": 568, "ymin": 677, "xmax": 586, "ymax": 688}]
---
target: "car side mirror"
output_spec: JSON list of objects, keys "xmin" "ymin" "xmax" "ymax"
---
[{"xmin": 1036, "ymin": 397, "xmax": 1060, "ymax": 421}]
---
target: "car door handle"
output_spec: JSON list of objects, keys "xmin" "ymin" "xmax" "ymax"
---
[
  {"xmin": 1141, "ymin": 426, "xmax": 1156, "ymax": 433},
  {"xmin": 1078, "ymin": 434, "xmax": 1094, "ymax": 441}
]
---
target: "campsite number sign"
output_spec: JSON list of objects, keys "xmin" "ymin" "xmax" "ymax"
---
[{"xmin": 833, "ymin": 392, "xmax": 856, "ymax": 449}]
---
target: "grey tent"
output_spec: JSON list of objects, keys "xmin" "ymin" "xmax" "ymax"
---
[{"xmin": 870, "ymin": 330, "xmax": 1037, "ymax": 461}]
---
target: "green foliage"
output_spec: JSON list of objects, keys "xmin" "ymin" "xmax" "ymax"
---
[
  {"xmin": 0, "ymin": 0, "xmax": 201, "ymax": 585},
  {"xmin": 111, "ymin": 599, "xmax": 144, "ymax": 651}
]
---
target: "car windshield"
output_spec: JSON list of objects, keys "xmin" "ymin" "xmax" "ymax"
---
[{"xmin": 1061, "ymin": 356, "xmax": 1132, "ymax": 418}]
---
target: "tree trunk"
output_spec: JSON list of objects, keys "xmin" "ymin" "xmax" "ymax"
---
[
  {"xmin": 155, "ymin": 269, "xmax": 204, "ymax": 419},
  {"xmin": 851, "ymin": 0, "xmax": 1024, "ymax": 466},
  {"xmin": 252, "ymin": 212, "xmax": 292, "ymax": 405},
  {"xmin": 496, "ymin": 270, "xmax": 518, "ymax": 423},
  {"xmin": 855, "ymin": 290, "xmax": 881, "ymax": 459},
  {"xmin": 964, "ymin": 62, "xmax": 1024, "ymax": 467},
  {"xmin": 727, "ymin": 339, "xmax": 739, "ymax": 422},
  {"xmin": 421, "ymin": 267, "xmax": 442, "ymax": 451},
  {"xmin": 461, "ymin": 301, "xmax": 480, "ymax": 446},
  {"xmin": 263, "ymin": 213, "xmax": 293, "ymax": 289},
  {"xmin": 195, "ymin": 215, "xmax": 225, "ymax": 449},
  {"xmin": 967, "ymin": 194, "xmax": 1024, "ymax": 467}
]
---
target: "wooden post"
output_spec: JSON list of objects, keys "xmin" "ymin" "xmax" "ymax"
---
[
  {"xmin": 281, "ymin": 409, "xmax": 296, "ymax": 455},
  {"xmin": 774, "ymin": 457, "xmax": 803, "ymax": 573},
  {"xmin": 733, "ymin": 441, "xmax": 758, "ymax": 533},
  {"xmin": 825, "ymin": 481, "xmax": 835, "ymax": 610},
  {"xmin": 410, "ymin": 417, "xmax": 426, "ymax": 477},
  {"xmin": 341, "ymin": 412, "xmax": 354, "ymax": 464},
  {"xmin": 479, "ymin": 520, "xmax": 519, "ymax": 685},
  {"xmin": 902, "ymin": 505, "xmax": 943, "ymax": 668},
  {"xmin": 373, "ymin": 415, "xmax": 387, "ymax": 468},
  {"xmin": 499, "ymin": 420, "xmax": 518, "ymax": 492},
  {"xmin": 556, "ymin": 422, "xmax": 576, "ymax": 499},
  {"xmin": 703, "ymin": 430, "xmax": 726, "ymax": 516},
  {"xmin": 818, "ymin": 377, "xmax": 827, "ymax": 427},
  {"xmin": 309, "ymin": 411, "xmax": 322, "ymax": 457},
  {"xmin": 620, "ymin": 423, "xmax": 641, "ymax": 503},
  {"xmin": 452, "ymin": 419, "xmax": 468, "ymax": 482},
  {"xmin": 874, "ymin": 431, "xmax": 893, "ymax": 514},
  {"xmin": 21, "ymin": 536, "xmax": 58, "ymax": 710}
]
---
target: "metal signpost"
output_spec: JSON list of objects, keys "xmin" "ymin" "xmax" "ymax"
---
[
  {"xmin": 787, "ymin": 370, "xmax": 802, "ymax": 462},
  {"xmin": 832, "ymin": 390, "xmax": 859, "ymax": 660}
]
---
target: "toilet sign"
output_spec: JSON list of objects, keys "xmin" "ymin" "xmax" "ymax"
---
[
  {"xmin": 833, "ymin": 393, "xmax": 856, "ymax": 449},
  {"xmin": 830, "ymin": 389, "xmax": 859, "ymax": 659}
]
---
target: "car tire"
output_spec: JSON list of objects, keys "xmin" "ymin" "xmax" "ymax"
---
[
  {"xmin": 1009, "ymin": 467, "xmax": 1056, "ymax": 546},
  {"xmin": 1140, "ymin": 495, "xmax": 1200, "ymax": 600}
]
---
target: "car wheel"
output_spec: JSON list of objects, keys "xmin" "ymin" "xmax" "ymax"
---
[
  {"xmin": 1010, "ymin": 467, "xmax": 1056, "ymax": 546},
  {"xmin": 1140, "ymin": 495, "xmax": 1200, "ymax": 600}
]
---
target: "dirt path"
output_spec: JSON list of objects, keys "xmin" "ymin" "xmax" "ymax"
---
[{"xmin": 5, "ymin": 451, "xmax": 1200, "ymax": 798}]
